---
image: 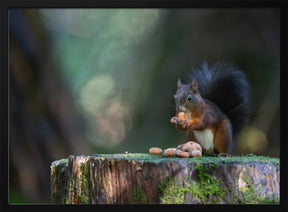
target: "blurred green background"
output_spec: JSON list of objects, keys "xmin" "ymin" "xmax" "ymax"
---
[{"xmin": 9, "ymin": 8, "xmax": 280, "ymax": 203}]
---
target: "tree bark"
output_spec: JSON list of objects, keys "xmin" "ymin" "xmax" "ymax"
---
[{"xmin": 50, "ymin": 154, "xmax": 279, "ymax": 204}]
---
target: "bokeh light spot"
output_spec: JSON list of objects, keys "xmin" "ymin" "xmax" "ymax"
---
[
  {"xmin": 79, "ymin": 74, "xmax": 114, "ymax": 115},
  {"xmin": 237, "ymin": 126, "xmax": 268, "ymax": 154}
]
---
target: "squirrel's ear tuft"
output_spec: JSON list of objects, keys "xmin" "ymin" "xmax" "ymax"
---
[
  {"xmin": 177, "ymin": 78, "xmax": 182, "ymax": 89},
  {"xmin": 190, "ymin": 79, "xmax": 198, "ymax": 93}
]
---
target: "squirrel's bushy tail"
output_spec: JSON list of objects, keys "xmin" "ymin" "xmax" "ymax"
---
[{"xmin": 188, "ymin": 61, "xmax": 249, "ymax": 139}]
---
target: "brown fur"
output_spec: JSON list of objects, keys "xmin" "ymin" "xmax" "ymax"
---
[
  {"xmin": 175, "ymin": 101, "xmax": 232, "ymax": 154},
  {"xmin": 213, "ymin": 119, "xmax": 232, "ymax": 154},
  {"xmin": 172, "ymin": 63, "xmax": 249, "ymax": 155},
  {"xmin": 172, "ymin": 81, "xmax": 233, "ymax": 154},
  {"xmin": 186, "ymin": 120, "xmax": 231, "ymax": 155}
]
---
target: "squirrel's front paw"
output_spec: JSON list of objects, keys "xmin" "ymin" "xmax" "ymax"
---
[
  {"xmin": 177, "ymin": 119, "xmax": 188, "ymax": 129},
  {"xmin": 171, "ymin": 116, "xmax": 188, "ymax": 130},
  {"xmin": 170, "ymin": 117, "xmax": 178, "ymax": 125}
]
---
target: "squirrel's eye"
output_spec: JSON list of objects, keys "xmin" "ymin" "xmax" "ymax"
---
[{"xmin": 187, "ymin": 95, "xmax": 192, "ymax": 101}]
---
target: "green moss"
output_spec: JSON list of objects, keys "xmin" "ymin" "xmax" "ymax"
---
[
  {"xmin": 79, "ymin": 162, "xmax": 90, "ymax": 204},
  {"xmin": 239, "ymin": 169, "xmax": 279, "ymax": 204},
  {"xmin": 59, "ymin": 158, "xmax": 69, "ymax": 164},
  {"xmin": 159, "ymin": 177, "xmax": 186, "ymax": 204},
  {"xmin": 61, "ymin": 161, "xmax": 90, "ymax": 204},
  {"xmin": 89, "ymin": 153, "xmax": 279, "ymax": 167},
  {"xmin": 57, "ymin": 153, "xmax": 279, "ymax": 167},
  {"xmin": 240, "ymin": 173, "xmax": 255, "ymax": 203},
  {"xmin": 132, "ymin": 187, "xmax": 147, "ymax": 204},
  {"xmin": 159, "ymin": 163, "xmax": 226, "ymax": 204},
  {"xmin": 80, "ymin": 176, "xmax": 89, "ymax": 204},
  {"xmin": 64, "ymin": 177, "xmax": 73, "ymax": 204},
  {"xmin": 193, "ymin": 163, "xmax": 226, "ymax": 203}
]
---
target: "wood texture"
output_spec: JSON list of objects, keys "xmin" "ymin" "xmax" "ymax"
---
[{"xmin": 50, "ymin": 154, "xmax": 279, "ymax": 204}]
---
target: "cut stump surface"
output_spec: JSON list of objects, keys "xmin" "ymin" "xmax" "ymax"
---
[{"xmin": 50, "ymin": 153, "xmax": 279, "ymax": 204}]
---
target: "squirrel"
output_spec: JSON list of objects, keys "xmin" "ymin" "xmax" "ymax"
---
[{"xmin": 170, "ymin": 62, "xmax": 249, "ymax": 156}]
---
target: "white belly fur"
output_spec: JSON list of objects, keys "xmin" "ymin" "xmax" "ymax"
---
[{"xmin": 193, "ymin": 129, "xmax": 214, "ymax": 152}]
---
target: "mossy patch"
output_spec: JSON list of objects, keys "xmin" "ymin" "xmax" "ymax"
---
[
  {"xmin": 132, "ymin": 187, "xmax": 147, "ymax": 204},
  {"xmin": 88, "ymin": 153, "xmax": 279, "ymax": 167},
  {"xmin": 238, "ymin": 169, "xmax": 279, "ymax": 204},
  {"xmin": 193, "ymin": 163, "xmax": 226, "ymax": 203},
  {"xmin": 79, "ymin": 162, "xmax": 90, "ymax": 204},
  {"xmin": 159, "ymin": 163, "xmax": 226, "ymax": 204},
  {"xmin": 159, "ymin": 177, "xmax": 186, "ymax": 204}
]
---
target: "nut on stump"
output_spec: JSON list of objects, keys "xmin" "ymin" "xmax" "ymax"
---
[
  {"xmin": 163, "ymin": 148, "xmax": 177, "ymax": 157},
  {"xmin": 175, "ymin": 149, "xmax": 190, "ymax": 158},
  {"xmin": 149, "ymin": 147, "xmax": 163, "ymax": 155}
]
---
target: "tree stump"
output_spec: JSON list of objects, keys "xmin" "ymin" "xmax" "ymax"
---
[{"xmin": 50, "ymin": 153, "xmax": 279, "ymax": 204}]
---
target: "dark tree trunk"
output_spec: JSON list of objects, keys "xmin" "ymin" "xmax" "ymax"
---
[{"xmin": 9, "ymin": 9, "xmax": 89, "ymax": 202}]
